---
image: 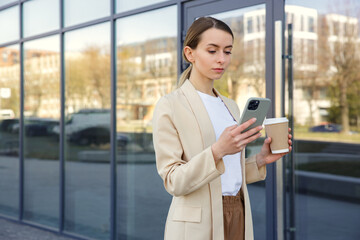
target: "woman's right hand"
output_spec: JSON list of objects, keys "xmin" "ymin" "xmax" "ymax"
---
[{"xmin": 211, "ymin": 118, "xmax": 263, "ymax": 163}]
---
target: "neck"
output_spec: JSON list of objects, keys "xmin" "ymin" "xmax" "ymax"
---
[{"xmin": 189, "ymin": 71, "xmax": 215, "ymax": 97}]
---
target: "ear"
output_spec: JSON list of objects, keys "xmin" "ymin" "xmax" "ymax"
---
[{"xmin": 183, "ymin": 46, "xmax": 195, "ymax": 63}]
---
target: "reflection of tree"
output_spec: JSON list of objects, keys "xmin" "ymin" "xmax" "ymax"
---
[
  {"xmin": 0, "ymin": 48, "xmax": 20, "ymax": 117},
  {"xmin": 66, "ymin": 45, "xmax": 111, "ymax": 112},
  {"xmin": 117, "ymin": 37, "xmax": 177, "ymax": 124},
  {"xmin": 324, "ymin": 12, "xmax": 360, "ymax": 133},
  {"xmin": 24, "ymin": 52, "xmax": 60, "ymax": 118}
]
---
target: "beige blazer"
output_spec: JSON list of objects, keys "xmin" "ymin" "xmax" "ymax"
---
[{"xmin": 153, "ymin": 80, "xmax": 266, "ymax": 240}]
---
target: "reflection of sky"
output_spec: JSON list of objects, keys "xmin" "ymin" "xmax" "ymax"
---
[
  {"xmin": 23, "ymin": 0, "xmax": 59, "ymax": 38},
  {"xmin": 0, "ymin": 0, "xmax": 16, "ymax": 7},
  {"xmin": 117, "ymin": 0, "xmax": 166, "ymax": 13},
  {"xmin": 117, "ymin": 6, "xmax": 177, "ymax": 45},
  {"xmin": 211, "ymin": 4, "xmax": 265, "ymax": 20},
  {"xmin": 287, "ymin": 0, "xmax": 360, "ymax": 17},
  {"xmin": 0, "ymin": 6, "xmax": 19, "ymax": 44},
  {"xmin": 24, "ymin": 35, "xmax": 59, "ymax": 53},
  {"xmin": 65, "ymin": 23, "xmax": 110, "ymax": 52},
  {"xmin": 64, "ymin": 0, "xmax": 109, "ymax": 27}
]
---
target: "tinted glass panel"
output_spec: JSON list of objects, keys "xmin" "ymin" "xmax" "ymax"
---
[
  {"xmin": 0, "ymin": 6, "xmax": 19, "ymax": 44},
  {"xmin": 64, "ymin": 0, "xmax": 110, "ymax": 27},
  {"xmin": 285, "ymin": 1, "xmax": 360, "ymax": 239},
  {"xmin": 23, "ymin": 0, "xmax": 59, "ymax": 38},
  {"xmin": 212, "ymin": 5, "xmax": 266, "ymax": 240},
  {"xmin": 0, "ymin": 44, "xmax": 20, "ymax": 217},
  {"xmin": 0, "ymin": 0, "xmax": 16, "ymax": 7},
  {"xmin": 116, "ymin": 6, "xmax": 177, "ymax": 239},
  {"xmin": 116, "ymin": 0, "xmax": 166, "ymax": 13},
  {"xmin": 64, "ymin": 23, "xmax": 111, "ymax": 239},
  {"xmin": 23, "ymin": 36, "xmax": 60, "ymax": 227}
]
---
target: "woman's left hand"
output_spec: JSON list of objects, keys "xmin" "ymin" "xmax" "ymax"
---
[{"xmin": 255, "ymin": 128, "xmax": 292, "ymax": 168}]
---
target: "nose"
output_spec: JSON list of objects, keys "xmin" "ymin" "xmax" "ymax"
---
[{"xmin": 217, "ymin": 52, "xmax": 225, "ymax": 64}]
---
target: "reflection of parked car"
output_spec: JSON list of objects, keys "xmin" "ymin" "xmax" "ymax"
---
[
  {"xmin": 69, "ymin": 127, "xmax": 130, "ymax": 147},
  {"xmin": 10, "ymin": 118, "xmax": 59, "ymax": 137},
  {"xmin": 117, "ymin": 133, "xmax": 130, "ymax": 147},
  {"xmin": 69, "ymin": 127, "xmax": 110, "ymax": 146},
  {"xmin": 53, "ymin": 109, "xmax": 110, "ymax": 136},
  {"xmin": 309, "ymin": 123, "xmax": 341, "ymax": 133},
  {"xmin": 0, "ymin": 118, "xmax": 19, "ymax": 132}
]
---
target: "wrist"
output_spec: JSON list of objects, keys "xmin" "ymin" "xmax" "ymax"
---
[
  {"xmin": 256, "ymin": 153, "xmax": 266, "ymax": 168},
  {"xmin": 211, "ymin": 143, "xmax": 223, "ymax": 164}
]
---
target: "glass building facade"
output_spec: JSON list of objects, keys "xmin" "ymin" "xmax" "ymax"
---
[{"xmin": 0, "ymin": 0, "xmax": 359, "ymax": 240}]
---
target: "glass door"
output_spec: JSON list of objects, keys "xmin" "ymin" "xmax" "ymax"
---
[
  {"xmin": 184, "ymin": 1, "xmax": 284, "ymax": 239},
  {"xmin": 284, "ymin": 1, "xmax": 360, "ymax": 240}
]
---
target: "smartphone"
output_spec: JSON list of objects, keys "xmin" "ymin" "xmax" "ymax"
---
[{"xmin": 239, "ymin": 97, "xmax": 271, "ymax": 133}]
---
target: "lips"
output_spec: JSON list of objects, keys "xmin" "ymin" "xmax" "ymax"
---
[{"xmin": 213, "ymin": 68, "xmax": 224, "ymax": 73}]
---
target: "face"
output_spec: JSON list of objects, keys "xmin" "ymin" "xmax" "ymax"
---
[{"xmin": 185, "ymin": 28, "xmax": 233, "ymax": 82}]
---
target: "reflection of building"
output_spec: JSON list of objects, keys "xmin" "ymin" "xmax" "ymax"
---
[
  {"xmin": 285, "ymin": 6, "xmax": 359, "ymax": 126},
  {"xmin": 117, "ymin": 37, "xmax": 176, "ymax": 125},
  {"xmin": 0, "ymin": 47, "xmax": 19, "ymax": 66},
  {"xmin": 24, "ymin": 49, "xmax": 60, "ymax": 119}
]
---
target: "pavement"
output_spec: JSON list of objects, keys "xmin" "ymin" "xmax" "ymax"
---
[{"xmin": 0, "ymin": 218, "xmax": 75, "ymax": 240}]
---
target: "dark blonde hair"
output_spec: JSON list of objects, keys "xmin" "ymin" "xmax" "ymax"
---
[{"xmin": 178, "ymin": 17, "xmax": 234, "ymax": 87}]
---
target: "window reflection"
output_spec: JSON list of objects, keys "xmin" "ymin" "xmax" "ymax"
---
[
  {"xmin": 116, "ymin": 0, "xmax": 167, "ymax": 13},
  {"xmin": 0, "ymin": 6, "xmax": 19, "ymax": 44},
  {"xmin": 64, "ymin": 23, "xmax": 110, "ymax": 239},
  {"xmin": 285, "ymin": 1, "xmax": 360, "ymax": 239},
  {"xmin": 23, "ymin": 0, "xmax": 59, "ymax": 38},
  {"xmin": 0, "ymin": 0, "xmax": 16, "ymax": 7},
  {"xmin": 64, "ymin": 0, "xmax": 110, "ymax": 27},
  {"xmin": 116, "ymin": 6, "xmax": 176, "ymax": 239},
  {"xmin": 23, "ymin": 36, "xmax": 60, "ymax": 227},
  {"xmin": 0, "ymin": 45, "xmax": 20, "ymax": 217}
]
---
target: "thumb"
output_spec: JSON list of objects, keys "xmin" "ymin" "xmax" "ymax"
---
[{"xmin": 265, "ymin": 137, "xmax": 272, "ymax": 144}]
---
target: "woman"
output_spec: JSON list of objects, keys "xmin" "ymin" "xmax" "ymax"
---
[{"xmin": 152, "ymin": 17, "xmax": 292, "ymax": 240}]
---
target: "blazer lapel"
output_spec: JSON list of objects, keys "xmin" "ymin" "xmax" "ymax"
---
[
  {"xmin": 213, "ymin": 88, "xmax": 240, "ymax": 124},
  {"xmin": 180, "ymin": 80, "xmax": 216, "ymax": 149}
]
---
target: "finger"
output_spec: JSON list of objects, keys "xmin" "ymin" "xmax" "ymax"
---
[
  {"xmin": 226, "ymin": 124, "xmax": 238, "ymax": 131},
  {"xmin": 241, "ymin": 132, "xmax": 262, "ymax": 146},
  {"xmin": 233, "ymin": 118, "xmax": 257, "ymax": 135},
  {"xmin": 241, "ymin": 125, "xmax": 263, "ymax": 139},
  {"xmin": 288, "ymin": 128, "xmax": 291, "ymax": 133}
]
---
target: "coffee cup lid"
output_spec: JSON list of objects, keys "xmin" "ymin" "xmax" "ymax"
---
[{"xmin": 264, "ymin": 117, "xmax": 288, "ymax": 125}]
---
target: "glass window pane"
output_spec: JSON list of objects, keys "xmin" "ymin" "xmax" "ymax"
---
[
  {"xmin": 116, "ymin": 6, "xmax": 176, "ymax": 239},
  {"xmin": 285, "ymin": 1, "xmax": 360, "ymax": 239},
  {"xmin": 23, "ymin": 0, "xmax": 59, "ymax": 38},
  {"xmin": 0, "ymin": 0, "xmax": 16, "ymax": 7},
  {"xmin": 211, "ymin": 5, "xmax": 266, "ymax": 240},
  {"xmin": 23, "ymin": 35, "xmax": 60, "ymax": 227},
  {"xmin": 64, "ymin": 23, "xmax": 110, "ymax": 239},
  {"xmin": 0, "ymin": 6, "xmax": 19, "ymax": 44},
  {"xmin": 64, "ymin": 0, "xmax": 110, "ymax": 27},
  {"xmin": 116, "ymin": 0, "xmax": 167, "ymax": 13},
  {"xmin": 0, "ymin": 44, "xmax": 20, "ymax": 217}
]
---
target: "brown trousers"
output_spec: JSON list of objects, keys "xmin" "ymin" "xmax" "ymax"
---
[{"xmin": 223, "ymin": 189, "xmax": 245, "ymax": 240}]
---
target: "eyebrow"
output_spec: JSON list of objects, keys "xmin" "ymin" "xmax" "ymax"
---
[{"xmin": 207, "ymin": 43, "xmax": 233, "ymax": 48}]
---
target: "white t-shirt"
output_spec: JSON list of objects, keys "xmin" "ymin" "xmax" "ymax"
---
[{"xmin": 197, "ymin": 91, "xmax": 242, "ymax": 196}]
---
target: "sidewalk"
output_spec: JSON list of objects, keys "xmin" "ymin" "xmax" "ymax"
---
[{"xmin": 0, "ymin": 218, "xmax": 75, "ymax": 240}]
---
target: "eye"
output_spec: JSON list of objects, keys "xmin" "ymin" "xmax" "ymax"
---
[
  {"xmin": 225, "ymin": 51, "xmax": 232, "ymax": 55},
  {"xmin": 208, "ymin": 50, "xmax": 216, "ymax": 54}
]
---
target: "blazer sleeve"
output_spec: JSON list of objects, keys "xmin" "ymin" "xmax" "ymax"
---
[
  {"xmin": 152, "ymin": 96, "xmax": 225, "ymax": 197},
  {"xmin": 245, "ymin": 154, "xmax": 266, "ymax": 184}
]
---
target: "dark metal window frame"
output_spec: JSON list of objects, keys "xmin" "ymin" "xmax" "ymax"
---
[{"xmin": 0, "ymin": 0, "xmax": 285, "ymax": 239}]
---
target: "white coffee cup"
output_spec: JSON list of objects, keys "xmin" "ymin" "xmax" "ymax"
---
[{"xmin": 264, "ymin": 117, "xmax": 289, "ymax": 154}]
